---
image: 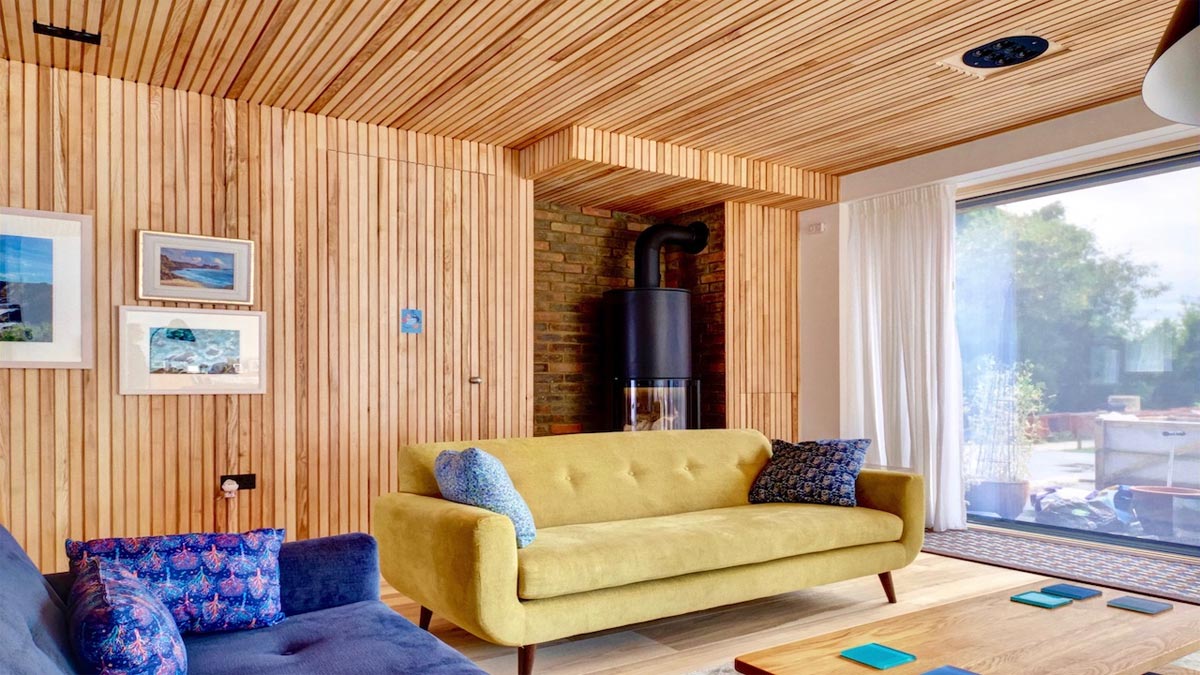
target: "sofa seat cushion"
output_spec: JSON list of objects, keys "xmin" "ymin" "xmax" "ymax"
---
[
  {"xmin": 517, "ymin": 503, "xmax": 903, "ymax": 600},
  {"xmin": 184, "ymin": 600, "xmax": 485, "ymax": 675}
]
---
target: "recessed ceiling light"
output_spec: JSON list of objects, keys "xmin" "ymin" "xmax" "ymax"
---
[
  {"xmin": 962, "ymin": 36, "xmax": 1049, "ymax": 69},
  {"xmin": 936, "ymin": 33, "xmax": 1065, "ymax": 80}
]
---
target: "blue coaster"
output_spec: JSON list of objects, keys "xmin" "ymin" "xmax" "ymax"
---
[
  {"xmin": 1108, "ymin": 596, "xmax": 1173, "ymax": 615},
  {"xmin": 840, "ymin": 643, "xmax": 917, "ymax": 669},
  {"xmin": 1041, "ymin": 583, "xmax": 1102, "ymax": 600}
]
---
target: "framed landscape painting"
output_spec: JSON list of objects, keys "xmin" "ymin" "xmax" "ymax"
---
[
  {"xmin": 138, "ymin": 231, "xmax": 254, "ymax": 305},
  {"xmin": 119, "ymin": 306, "xmax": 267, "ymax": 395},
  {"xmin": 0, "ymin": 207, "xmax": 94, "ymax": 369}
]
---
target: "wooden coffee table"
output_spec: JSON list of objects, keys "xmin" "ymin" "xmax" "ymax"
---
[{"xmin": 735, "ymin": 579, "xmax": 1200, "ymax": 675}]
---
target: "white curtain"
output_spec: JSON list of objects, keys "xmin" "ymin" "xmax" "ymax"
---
[{"xmin": 840, "ymin": 183, "xmax": 965, "ymax": 531}]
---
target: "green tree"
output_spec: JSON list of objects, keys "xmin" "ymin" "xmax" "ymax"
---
[
  {"xmin": 956, "ymin": 202, "xmax": 1166, "ymax": 412},
  {"xmin": 1140, "ymin": 303, "xmax": 1200, "ymax": 408}
]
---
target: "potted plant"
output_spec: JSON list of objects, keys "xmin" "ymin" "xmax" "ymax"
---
[{"xmin": 963, "ymin": 357, "xmax": 1047, "ymax": 519}]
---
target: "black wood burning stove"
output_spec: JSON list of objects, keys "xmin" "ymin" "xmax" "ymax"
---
[{"xmin": 602, "ymin": 221, "xmax": 709, "ymax": 431}]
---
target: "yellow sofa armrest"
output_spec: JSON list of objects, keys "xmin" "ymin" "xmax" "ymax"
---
[
  {"xmin": 855, "ymin": 469, "xmax": 925, "ymax": 564},
  {"xmin": 373, "ymin": 492, "xmax": 525, "ymax": 645}
]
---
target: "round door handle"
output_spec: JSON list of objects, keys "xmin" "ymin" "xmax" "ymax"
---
[{"xmin": 469, "ymin": 376, "xmax": 483, "ymax": 384}]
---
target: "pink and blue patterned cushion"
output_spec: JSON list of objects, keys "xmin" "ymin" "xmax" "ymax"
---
[
  {"xmin": 66, "ymin": 529, "xmax": 286, "ymax": 635},
  {"xmin": 68, "ymin": 558, "xmax": 187, "ymax": 674},
  {"xmin": 749, "ymin": 438, "xmax": 872, "ymax": 507},
  {"xmin": 434, "ymin": 447, "xmax": 537, "ymax": 548}
]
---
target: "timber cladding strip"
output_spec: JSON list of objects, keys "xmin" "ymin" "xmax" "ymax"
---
[
  {"xmin": 520, "ymin": 126, "xmax": 838, "ymax": 217},
  {"xmin": 0, "ymin": 57, "xmax": 534, "ymax": 572},
  {"xmin": 725, "ymin": 202, "xmax": 801, "ymax": 442},
  {"xmin": 0, "ymin": 0, "xmax": 1177, "ymax": 174}
]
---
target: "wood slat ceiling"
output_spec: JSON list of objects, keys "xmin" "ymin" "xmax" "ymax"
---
[
  {"xmin": 522, "ymin": 126, "xmax": 838, "ymax": 215},
  {"xmin": 0, "ymin": 0, "xmax": 1176, "ymax": 175}
]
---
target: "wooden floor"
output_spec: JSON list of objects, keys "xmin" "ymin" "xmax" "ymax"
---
[{"xmin": 381, "ymin": 552, "xmax": 1197, "ymax": 674}]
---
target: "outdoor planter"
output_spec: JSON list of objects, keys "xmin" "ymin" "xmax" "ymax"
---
[
  {"xmin": 1130, "ymin": 485, "xmax": 1200, "ymax": 538},
  {"xmin": 966, "ymin": 480, "xmax": 1030, "ymax": 520}
]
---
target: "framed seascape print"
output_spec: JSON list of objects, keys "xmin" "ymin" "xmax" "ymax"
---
[
  {"xmin": 138, "ymin": 231, "xmax": 255, "ymax": 305},
  {"xmin": 0, "ymin": 207, "xmax": 94, "ymax": 369},
  {"xmin": 119, "ymin": 306, "xmax": 267, "ymax": 395}
]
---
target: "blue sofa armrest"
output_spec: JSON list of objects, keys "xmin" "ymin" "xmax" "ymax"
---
[{"xmin": 279, "ymin": 533, "xmax": 381, "ymax": 616}]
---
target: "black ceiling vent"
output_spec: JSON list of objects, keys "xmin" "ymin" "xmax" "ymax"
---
[
  {"xmin": 32, "ymin": 21, "xmax": 101, "ymax": 46},
  {"xmin": 962, "ymin": 35, "xmax": 1048, "ymax": 69}
]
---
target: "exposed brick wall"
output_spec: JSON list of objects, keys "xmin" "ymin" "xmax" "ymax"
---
[
  {"xmin": 533, "ymin": 202, "xmax": 658, "ymax": 436},
  {"xmin": 666, "ymin": 205, "xmax": 727, "ymax": 429},
  {"xmin": 533, "ymin": 201, "xmax": 727, "ymax": 436}
]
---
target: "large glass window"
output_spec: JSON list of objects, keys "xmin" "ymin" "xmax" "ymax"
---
[{"xmin": 956, "ymin": 153, "xmax": 1200, "ymax": 552}]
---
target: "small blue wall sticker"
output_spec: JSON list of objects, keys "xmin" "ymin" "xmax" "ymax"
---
[{"xmin": 401, "ymin": 308, "xmax": 423, "ymax": 334}]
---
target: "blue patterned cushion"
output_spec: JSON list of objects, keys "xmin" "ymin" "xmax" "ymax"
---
[
  {"xmin": 66, "ymin": 529, "xmax": 286, "ymax": 634},
  {"xmin": 68, "ymin": 558, "xmax": 187, "ymax": 674},
  {"xmin": 749, "ymin": 439, "xmax": 871, "ymax": 507},
  {"xmin": 435, "ymin": 448, "xmax": 537, "ymax": 548}
]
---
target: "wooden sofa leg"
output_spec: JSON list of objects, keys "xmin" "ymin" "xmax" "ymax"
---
[
  {"xmin": 419, "ymin": 606, "xmax": 432, "ymax": 631},
  {"xmin": 518, "ymin": 644, "xmax": 537, "ymax": 675},
  {"xmin": 879, "ymin": 571, "xmax": 897, "ymax": 603}
]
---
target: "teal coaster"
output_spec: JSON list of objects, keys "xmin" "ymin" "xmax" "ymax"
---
[
  {"xmin": 840, "ymin": 643, "xmax": 918, "ymax": 669},
  {"xmin": 1011, "ymin": 590, "xmax": 1073, "ymax": 609}
]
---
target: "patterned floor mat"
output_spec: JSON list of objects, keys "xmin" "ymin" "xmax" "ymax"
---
[{"xmin": 923, "ymin": 527, "xmax": 1200, "ymax": 604}]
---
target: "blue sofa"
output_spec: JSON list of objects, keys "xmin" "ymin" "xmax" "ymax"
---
[{"xmin": 0, "ymin": 525, "xmax": 485, "ymax": 674}]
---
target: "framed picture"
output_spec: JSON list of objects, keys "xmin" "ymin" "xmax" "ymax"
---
[
  {"xmin": 119, "ymin": 306, "xmax": 267, "ymax": 395},
  {"xmin": 0, "ymin": 207, "xmax": 94, "ymax": 369},
  {"xmin": 138, "ymin": 231, "xmax": 255, "ymax": 305}
]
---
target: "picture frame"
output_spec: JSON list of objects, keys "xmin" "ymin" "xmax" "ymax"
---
[
  {"xmin": 138, "ymin": 231, "xmax": 255, "ymax": 305},
  {"xmin": 0, "ymin": 207, "xmax": 94, "ymax": 369},
  {"xmin": 119, "ymin": 306, "xmax": 267, "ymax": 395}
]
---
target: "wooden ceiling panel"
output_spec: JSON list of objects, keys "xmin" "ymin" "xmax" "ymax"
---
[
  {"xmin": 0, "ymin": 0, "xmax": 1177, "ymax": 177},
  {"xmin": 317, "ymin": 0, "xmax": 472, "ymax": 120},
  {"xmin": 523, "ymin": 126, "xmax": 837, "ymax": 216},
  {"xmin": 629, "ymin": 2, "xmax": 1163, "ymax": 169},
  {"xmin": 374, "ymin": 1, "xmax": 677, "ymax": 133},
  {"xmin": 394, "ymin": 0, "xmax": 798, "ymax": 139},
  {"xmin": 354, "ymin": 0, "xmax": 553, "ymax": 126},
  {"xmin": 488, "ymin": 0, "xmax": 867, "ymax": 148}
]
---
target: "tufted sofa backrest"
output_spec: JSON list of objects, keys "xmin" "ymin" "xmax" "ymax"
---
[{"xmin": 396, "ymin": 429, "xmax": 773, "ymax": 528}]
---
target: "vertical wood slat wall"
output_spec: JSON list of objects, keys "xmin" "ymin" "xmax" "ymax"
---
[
  {"xmin": 724, "ymin": 202, "xmax": 801, "ymax": 441},
  {"xmin": 0, "ymin": 58, "xmax": 534, "ymax": 572}
]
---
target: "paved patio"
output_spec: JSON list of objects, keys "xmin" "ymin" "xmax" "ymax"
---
[{"xmin": 1028, "ymin": 440, "xmax": 1098, "ymax": 492}]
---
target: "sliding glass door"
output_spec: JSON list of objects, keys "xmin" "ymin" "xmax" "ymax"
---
[{"xmin": 956, "ymin": 153, "xmax": 1200, "ymax": 553}]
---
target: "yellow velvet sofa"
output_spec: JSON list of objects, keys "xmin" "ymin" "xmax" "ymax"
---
[{"xmin": 374, "ymin": 429, "xmax": 924, "ymax": 674}]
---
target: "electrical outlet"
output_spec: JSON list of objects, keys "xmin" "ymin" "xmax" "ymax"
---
[{"xmin": 219, "ymin": 473, "xmax": 257, "ymax": 491}]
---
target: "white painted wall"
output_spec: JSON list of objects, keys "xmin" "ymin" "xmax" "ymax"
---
[
  {"xmin": 839, "ymin": 97, "xmax": 1197, "ymax": 202},
  {"xmin": 798, "ymin": 95, "xmax": 1199, "ymax": 437},
  {"xmin": 799, "ymin": 204, "xmax": 840, "ymax": 438}
]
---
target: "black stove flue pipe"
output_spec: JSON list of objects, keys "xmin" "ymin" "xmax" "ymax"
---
[{"xmin": 633, "ymin": 221, "xmax": 709, "ymax": 288}]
